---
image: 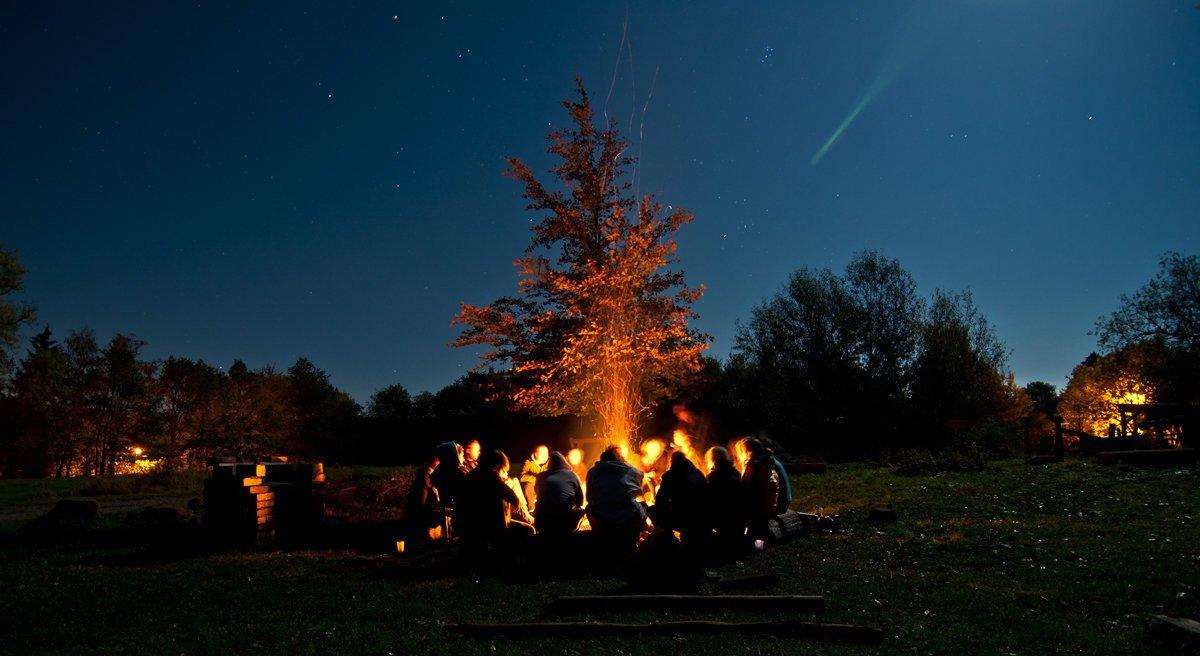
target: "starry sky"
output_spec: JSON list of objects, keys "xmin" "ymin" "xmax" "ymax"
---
[{"xmin": 3, "ymin": 2, "xmax": 1198, "ymax": 401}]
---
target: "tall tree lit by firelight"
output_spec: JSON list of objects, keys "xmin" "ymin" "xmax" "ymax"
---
[{"xmin": 452, "ymin": 80, "xmax": 709, "ymax": 448}]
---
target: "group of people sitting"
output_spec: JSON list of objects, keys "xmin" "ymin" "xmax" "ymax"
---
[{"xmin": 404, "ymin": 436, "xmax": 793, "ymax": 567}]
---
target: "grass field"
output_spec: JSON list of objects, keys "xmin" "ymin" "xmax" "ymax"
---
[{"xmin": 0, "ymin": 459, "xmax": 1197, "ymax": 655}]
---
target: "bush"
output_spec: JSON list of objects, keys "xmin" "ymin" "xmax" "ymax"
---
[
  {"xmin": 963, "ymin": 422, "xmax": 1023, "ymax": 458},
  {"xmin": 887, "ymin": 438, "xmax": 986, "ymax": 476},
  {"xmin": 887, "ymin": 449, "xmax": 941, "ymax": 476}
]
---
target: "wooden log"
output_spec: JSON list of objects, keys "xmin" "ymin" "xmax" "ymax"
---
[
  {"xmin": 716, "ymin": 572, "xmax": 782, "ymax": 591},
  {"xmin": 246, "ymin": 485, "xmax": 270, "ymax": 494},
  {"xmin": 1153, "ymin": 614, "xmax": 1200, "ymax": 645},
  {"xmin": 448, "ymin": 620, "xmax": 883, "ymax": 643},
  {"xmin": 546, "ymin": 595, "xmax": 823, "ymax": 613},
  {"xmin": 242, "ymin": 476, "xmax": 263, "ymax": 487},
  {"xmin": 1098, "ymin": 448, "xmax": 1197, "ymax": 466}
]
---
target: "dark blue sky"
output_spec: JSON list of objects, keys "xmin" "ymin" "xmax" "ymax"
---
[{"xmin": 3, "ymin": 2, "xmax": 1198, "ymax": 401}]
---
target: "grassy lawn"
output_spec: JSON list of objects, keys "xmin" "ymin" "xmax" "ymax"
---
[{"xmin": 0, "ymin": 459, "xmax": 1197, "ymax": 655}]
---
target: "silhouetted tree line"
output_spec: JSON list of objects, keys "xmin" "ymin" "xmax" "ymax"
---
[
  {"xmin": 690, "ymin": 252, "xmax": 1030, "ymax": 460},
  {"xmin": 0, "ymin": 324, "xmax": 363, "ymax": 477},
  {"xmin": 8, "ymin": 244, "xmax": 1191, "ymax": 476}
]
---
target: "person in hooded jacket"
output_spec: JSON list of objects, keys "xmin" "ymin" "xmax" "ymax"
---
[
  {"xmin": 705, "ymin": 446, "xmax": 746, "ymax": 555},
  {"xmin": 739, "ymin": 438, "xmax": 781, "ymax": 537},
  {"xmin": 586, "ymin": 446, "xmax": 647, "ymax": 556},
  {"xmin": 651, "ymin": 451, "xmax": 708, "ymax": 545},
  {"xmin": 533, "ymin": 451, "xmax": 585, "ymax": 540}
]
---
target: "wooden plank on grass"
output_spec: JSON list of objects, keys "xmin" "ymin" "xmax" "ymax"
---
[
  {"xmin": 546, "ymin": 594, "xmax": 823, "ymax": 613},
  {"xmin": 716, "ymin": 573, "xmax": 782, "ymax": 591},
  {"xmin": 449, "ymin": 620, "xmax": 882, "ymax": 644},
  {"xmin": 1154, "ymin": 614, "xmax": 1200, "ymax": 639}
]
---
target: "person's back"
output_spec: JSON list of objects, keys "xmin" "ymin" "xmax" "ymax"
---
[
  {"xmin": 706, "ymin": 447, "xmax": 746, "ymax": 554},
  {"xmin": 403, "ymin": 459, "xmax": 440, "ymax": 545},
  {"xmin": 456, "ymin": 452, "xmax": 518, "ymax": 550},
  {"xmin": 585, "ymin": 449, "xmax": 646, "ymax": 532},
  {"xmin": 534, "ymin": 451, "xmax": 584, "ymax": 537},
  {"xmin": 740, "ymin": 442, "xmax": 780, "ymax": 535},
  {"xmin": 431, "ymin": 441, "xmax": 467, "ymax": 506},
  {"xmin": 653, "ymin": 451, "xmax": 707, "ymax": 534},
  {"xmin": 585, "ymin": 447, "xmax": 647, "ymax": 562}
]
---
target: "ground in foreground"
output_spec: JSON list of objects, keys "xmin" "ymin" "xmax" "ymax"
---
[{"xmin": 0, "ymin": 459, "xmax": 1197, "ymax": 655}]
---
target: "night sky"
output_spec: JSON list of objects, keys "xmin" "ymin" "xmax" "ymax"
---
[{"xmin": 3, "ymin": 2, "xmax": 1198, "ymax": 401}]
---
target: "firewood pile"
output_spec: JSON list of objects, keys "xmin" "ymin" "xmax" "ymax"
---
[
  {"xmin": 766, "ymin": 510, "xmax": 841, "ymax": 542},
  {"xmin": 203, "ymin": 461, "xmax": 325, "ymax": 545}
]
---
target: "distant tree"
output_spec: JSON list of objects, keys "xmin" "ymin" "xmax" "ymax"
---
[
  {"xmin": 411, "ymin": 391, "xmax": 436, "ymax": 424},
  {"xmin": 1095, "ymin": 252, "xmax": 1200, "ymax": 352},
  {"xmin": 367, "ymin": 383, "xmax": 412, "ymax": 421},
  {"xmin": 285, "ymin": 357, "xmax": 361, "ymax": 460},
  {"xmin": 0, "ymin": 247, "xmax": 36, "ymax": 381},
  {"xmin": 218, "ymin": 360, "xmax": 290, "ymax": 459},
  {"xmin": 74, "ymin": 334, "xmax": 153, "ymax": 475},
  {"xmin": 734, "ymin": 251, "xmax": 923, "ymax": 454},
  {"xmin": 735, "ymin": 255, "xmax": 1024, "ymax": 456},
  {"xmin": 1090, "ymin": 252, "xmax": 1200, "ymax": 409},
  {"xmin": 1058, "ymin": 346, "xmax": 1160, "ymax": 435},
  {"xmin": 452, "ymin": 79, "xmax": 708, "ymax": 446},
  {"xmin": 152, "ymin": 357, "xmax": 223, "ymax": 472},
  {"xmin": 1024, "ymin": 381, "xmax": 1058, "ymax": 417},
  {"xmin": 357, "ymin": 383, "xmax": 415, "ymax": 464},
  {"xmin": 910, "ymin": 289, "xmax": 1026, "ymax": 438},
  {"xmin": 6, "ymin": 327, "xmax": 69, "ymax": 476}
]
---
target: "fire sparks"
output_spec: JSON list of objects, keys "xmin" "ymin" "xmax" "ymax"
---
[{"xmin": 671, "ymin": 429, "xmax": 705, "ymax": 471}]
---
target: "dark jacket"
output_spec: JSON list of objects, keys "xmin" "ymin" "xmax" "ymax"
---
[
  {"xmin": 741, "ymin": 452, "xmax": 781, "ymax": 520},
  {"xmin": 586, "ymin": 458, "xmax": 646, "ymax": 531},
  {"xmin": 403, "ymin": 465, "xmax": 439, "ymax": 534},
  {"xmin": 706, "ymin": 458, "xmax": 743, "ymax": 532},
  {"xmin": 653, "ymin": 452, "xmax": 707, "ymax": 532},
  {"xmin": 431, "ymin": 441, "xmax": 467, "ymax": 505},
  {"xmin": 455, "ymin": 466, "xmax": 519, "ymax": 545},
  {"xmin": 534, "ymin": 452, "xmax": 584, "ymax": 533}
]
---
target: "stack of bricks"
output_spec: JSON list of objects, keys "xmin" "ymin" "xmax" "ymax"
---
[{"xmin": 204, "ymin": 461, "xmax": 325, "ymax": 545}]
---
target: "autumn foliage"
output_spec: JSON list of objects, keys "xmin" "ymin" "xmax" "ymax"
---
[{"xmin": 452, "ymin": 80, "xmax": 709, "ymax": 447}]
